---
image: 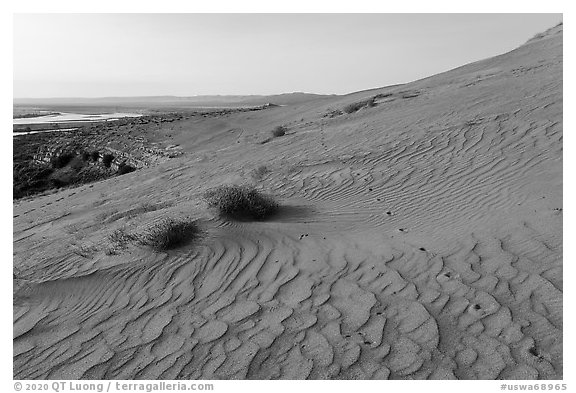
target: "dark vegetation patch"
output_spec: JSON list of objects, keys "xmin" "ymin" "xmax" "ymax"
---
[
  {"xmin": 400, "ymin": 90, "xmax": 421, "ymax": 99},
  {"xmin": 343, "ymin": 97, "xmax": 376, "ymax": 114},
  {"xmin": 50, "ymin": 152, "xmax": 75, "ymax": 169},
  {"xmin": 324, "ymin": 108, "xmax": 344, "ymax": 118},
  {"xmin": 102, "ymin": 153, "xmax": 114, "ymax": 168},
  {"xmin": 373, "ymin": 93, "xmax": 393, "ymax": 100},
  {"xmin": 204, "ymin": 184, "xmax": 279, "ymax": 220},
  {"xmin": 271, "ymin": 125, "xmax": 288, "ymax": 137},
  {"xmin": 13, "ymin": 146, "xmax": 133, "ymax": 199},
  {"xmin": 117, "ymin": 162, "xmax": 136, "ymax": 175},
  {"xmin": 139, "ymin": 218, "xmax": 201, "ymax": 251}
]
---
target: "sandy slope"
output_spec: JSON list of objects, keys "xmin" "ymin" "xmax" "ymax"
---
[{"xmin": 13, "ymin": 25, "xmax": 562, "ymax": 379}]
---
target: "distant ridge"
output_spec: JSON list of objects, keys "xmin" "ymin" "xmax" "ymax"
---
[{"xmin": 14, "ymin": 92, "xmax": 337, "ymax": 108}]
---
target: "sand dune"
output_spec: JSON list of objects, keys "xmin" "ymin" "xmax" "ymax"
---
[{"xmin": 13, "ymin": 24, "xmax": 562, "ymax": 379}]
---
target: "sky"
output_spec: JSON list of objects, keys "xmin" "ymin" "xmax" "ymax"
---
[{"xmin": 13, "ymin": 13, "xmax": 562, "ymax": 98}]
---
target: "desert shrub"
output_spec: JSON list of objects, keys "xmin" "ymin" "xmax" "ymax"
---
[
  {"xmin": 204, "ymin": 184, "xmax": 279, "ymax": 220},
  {"xmin": 117, "ymin": 162, "xmax": 136, "ymax": 175},
  {"xmin": 343, "ymin": 97, "xmax": 376, "ymax": 114},
  {"xmin": 102, "ymin": 153, "xmax": 114, "ymax": 168},
  {"xmin": 81, "ymin": 151, "xmax": 91, "ymax": 161},
  {"xmin": 271, "ymin": 125, "xmax": 287, "ymax": 137},
  {"xmin": 139, "ymin": 218, "xmax": 201, "ymax": 251},
  {"xmin": 90, "ymin": 151, "xmax": 100, "ymax": 161},
  {"xmin": 50, "ymin": 152, "xmax": 75, "ymax": 169},
  {"xmin": 373, "ymin": 93, "xmax": 393, "ymax": 100},
  {"xmin": 324, "ymin": 109, "xmax": 344, "ymax": 118}
]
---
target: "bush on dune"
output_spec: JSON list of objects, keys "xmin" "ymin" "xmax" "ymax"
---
[
  {"xmin": 102, "ymin": 153, "xmax": 114, "ymax": 168},
  {"xmin": 343, "ymin": 97, "xmax": 376, "ymax": 114},
  {"xmin": 204, "ymin": 185, "xmax": 279, "ymax": 220},
  {"xmin": 271, "ymin": 125, "xmax": 287, "ymax": 137},
  {"xmin": 139, "ymin": 218, "xmax": 201, "ymax": 251}
]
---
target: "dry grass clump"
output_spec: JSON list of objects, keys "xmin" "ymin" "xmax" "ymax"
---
[
  {"xmin": 343, "ymin": 97, "xmax": 376, "ymax": 114},
  {"xmin": 271, "ymin": 125, "xmax": 287, "ymax": 137},
  {"xmin": 324, "ymin": 108, "xmax": 344, "ymax": 118},
  {"xmin": 139, "ymin": 218, "xmax": 201, "ymax": 251},
  {"xmin": 204, "ymin": 185, "xmax": 279, "ymax": 220}
]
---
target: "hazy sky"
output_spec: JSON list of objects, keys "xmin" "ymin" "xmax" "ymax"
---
[{"xmin": 13, "ymin": 13, "xmax": 562, "ymax": 98}]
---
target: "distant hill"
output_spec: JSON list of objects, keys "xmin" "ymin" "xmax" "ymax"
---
[{"xmin": 13, "ymin": 92, "xmax": 337, "ymax": 109}]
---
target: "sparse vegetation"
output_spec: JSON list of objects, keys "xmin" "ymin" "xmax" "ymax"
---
[
  {"xmin": 373, "ymin": 93, "xmax": 393, "ymax": 100},
  {"xmin": 50, "ymin": 152, "xmax": 75, "ymax": 169},
  {"xmin": 271, "ymin": 125, "xmax": 287, "ymax": 137},
  {"xmin": 139, "ymin": 218, "xmax": 201, "ymax": 251},
  {"xmin": 109, "ymin": 228, "xmax": 138, "ymax": 246},
  {"xmin": 107, "ymin": 228, "xmax": 139, "ymax": 254},
  {"xmin": 117, "ymin": 162, "xmax": 136, "ymax": 175},
  {"xmin": 102, "ymin": 153, "xmax": 114, "ymax": 168},
  {"xmin": 14, "ymin": 147, "xmax": 131, "ymax": 199},
  {"xmin": 343, "ymin": 97, "xmax": 376, "ymax": 114},
  {"xmin": 204, "ymin": 184, "xmax": 279, "ymax": 220},
  {"xmin": 324, "ymin": 109, "xmax": 344, "ymax": 118}
]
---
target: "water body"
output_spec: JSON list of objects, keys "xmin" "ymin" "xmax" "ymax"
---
[{"xmin": 13, "ymin": 112, "xmax": 142, "ymax": 125}]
